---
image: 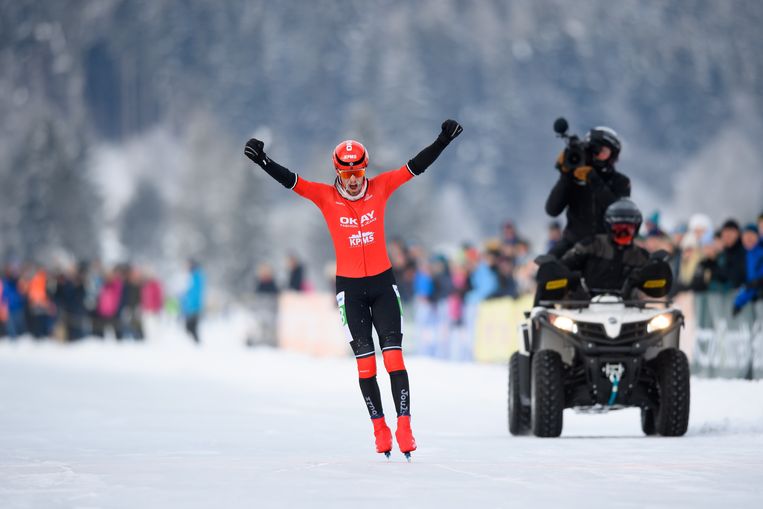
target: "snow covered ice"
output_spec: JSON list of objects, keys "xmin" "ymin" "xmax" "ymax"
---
[{"xmin": 1, "ymin": 322, "xmax": 762, "ymax": 509}]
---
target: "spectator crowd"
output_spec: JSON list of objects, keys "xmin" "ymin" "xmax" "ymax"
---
[
  {"xmin": 387, "ymin": 210, "xmax": 763, "ymax": 310},
  {"xmin": 0, "ymin": 261, "xmax": 166, "ymax": 342},
  {"xmin": 250, "ymin": 210, "xmax": 762, "ymax": 360},
  {"xmin": 3, "ymin": 211, "xmax": 761, "ymax": 352}
]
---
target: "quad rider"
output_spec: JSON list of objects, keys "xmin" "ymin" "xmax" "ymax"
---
[{"xmin": 560, "ymin": 198, "xmax": 650, "ymax": 296}]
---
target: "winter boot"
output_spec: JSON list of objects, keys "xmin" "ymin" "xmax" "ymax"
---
[
  {"xmin": 395, "ymin": 415, "xmax": 417, "ymax": 453},
  {"xmin": 372, "ymin": 417, "xmax": 392, "ymax": 455}
]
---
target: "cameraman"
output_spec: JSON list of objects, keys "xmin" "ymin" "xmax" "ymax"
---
[{"xmin": 545, "ymin": 126, "xmax": 631, "ymax": 258}]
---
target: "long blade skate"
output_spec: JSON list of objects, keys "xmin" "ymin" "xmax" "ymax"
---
[
  {"xmin": 395, "ymin": 416, "xmax": 417, "ymax": 461},
  {"xmin": 373, "ymin": 418, "xmax": 392, "ymax": 459}
]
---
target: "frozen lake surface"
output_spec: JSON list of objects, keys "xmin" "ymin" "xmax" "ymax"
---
[{"xmin": 1, "ymin": 334, "xmax": 761, "ymax": 509}]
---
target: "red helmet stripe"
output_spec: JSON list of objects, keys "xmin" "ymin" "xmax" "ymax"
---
[{"xmin": 333, "ymin": 140, "xmax": 369, "ymax": 171}]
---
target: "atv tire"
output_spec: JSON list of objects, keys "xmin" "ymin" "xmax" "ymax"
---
[
  {"xmin": 508, "ymin": 352, "xmax": 531, "ymax": 435},
  {"xmin": 654, "ymin": 348, "xmax": 690, "ymax": 437},
  {"xmin": 531, "ymin": 350, "xmax": 564, "ymax": 437}
]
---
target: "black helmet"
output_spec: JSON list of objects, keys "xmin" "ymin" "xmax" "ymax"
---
[
  {"xmin": 586, "ymin": 126, "xmax": 621, "ymax": 168},
  {"xmin": 604, "ymin": 199, "xmax": 642, "ymax": 246}
]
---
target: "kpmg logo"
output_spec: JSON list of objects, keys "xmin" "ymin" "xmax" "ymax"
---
[{"xmin": 349, "ymin": 231, "xmax": 375, "ymax": 247}]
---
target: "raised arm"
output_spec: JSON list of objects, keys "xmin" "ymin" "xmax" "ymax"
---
[
  {"xmin": 244, "ymin": 138, "xmax": 297, "ymax": 189},
  {"xmin": 545, "ymin": 173, "xmax": 573, "ymax": 217},
  {"xmin": 407, "ymin": 119, "xmax": 463, "ymax": 175}
]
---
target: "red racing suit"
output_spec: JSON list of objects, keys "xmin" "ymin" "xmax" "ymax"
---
[{"xmin": 292, "ymin": 165, "xmax": 414, "ymax": 278}]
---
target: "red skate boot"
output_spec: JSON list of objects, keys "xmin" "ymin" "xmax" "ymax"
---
[
  {"xmin": 372, "ymin": 418, "xmax": 392, "ymax": 458},
  {"xmin": 395, "ymin": 415, "xmax": 417, "ymax": 461}
]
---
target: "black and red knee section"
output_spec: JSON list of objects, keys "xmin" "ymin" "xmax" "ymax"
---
[
  {"xmin": 383, "ymin": 349, "xmax": 406, "ymax": 373},
  {"xmin": 356, "ymin": 355, "xmax": 377, "ymax": 379},
  {"xmin": 381, "ymin": 332, "xmax": 406, "ymax": 373}
]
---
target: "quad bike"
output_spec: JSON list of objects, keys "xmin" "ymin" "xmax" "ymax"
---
[{"xmin": 509, "ymin": 253, "xmax": 690, "ymax": 437}]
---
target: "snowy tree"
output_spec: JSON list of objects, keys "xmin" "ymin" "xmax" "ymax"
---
[
  {"xmin": 172, "ymin": 111, "xmax": 268, "ymax": 293},
  {"xmin": 2, "ymin": 0, "xmax": 763, "ymax": 269},
  {"xmin": 0, "ymin": 116, "xmax": 101, "ymax": 263}
]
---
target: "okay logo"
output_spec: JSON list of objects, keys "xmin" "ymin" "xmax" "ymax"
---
[
  {"xmin": 360, "ymin": 210, "xmax": 376, "ymax": 226},
  {"xmin": 339, "ymin": 210, "xmax": 376, "ymax": 228}
]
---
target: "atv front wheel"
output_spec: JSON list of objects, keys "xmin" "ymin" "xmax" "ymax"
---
[
  {"xmin": 654, "ymin": 348, "xmax": 690, "ymax": 436},
  {"xmin": 508, "ymin": 352, "xmax": 531, "ymax": 435},
  {"xmin": 531, "ymin": 350, "xmax": 564, "ymax": 437}
]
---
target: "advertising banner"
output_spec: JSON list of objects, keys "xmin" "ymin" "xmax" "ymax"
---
[
  {"xmin": 277, "ymin": 292, "xmax": 347, "ymax": 357},
  {"xmin": 692, "ymin": 292, "xmax": 762, "ymax": 379},
  {"xmin": 473, "ymin": 295, "xmax": 534, "ymax": 363}
]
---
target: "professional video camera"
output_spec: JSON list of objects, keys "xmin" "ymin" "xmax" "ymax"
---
[{"xmin": 553, "ymin": 117, "xmax": 590, "ymax": 170}]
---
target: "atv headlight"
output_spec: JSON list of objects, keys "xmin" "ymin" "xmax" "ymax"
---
[
  {"xmin": 549, "ymin": 314, "xmax": 578, "ymax": 334},
  {"xmin": 647, "ymin": 313, "xmax": 672, "ymax": 333}
]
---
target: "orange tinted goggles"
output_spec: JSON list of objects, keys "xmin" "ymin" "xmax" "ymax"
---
[{"xmin": 337, "ymin": 168, "xmax": 366, "ymax": 179}]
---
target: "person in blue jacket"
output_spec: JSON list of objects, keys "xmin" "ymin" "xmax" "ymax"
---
[
  {"xmin": 2, "ymin": 266, "xmax": 27, "ymax": 338},
  {"xmin": 181, "ymin": 259, "xmax": 206, "ymax": 343},
  {"xmin": 733, "ymin": 225, "xmax": 763, "ymax": 316}
]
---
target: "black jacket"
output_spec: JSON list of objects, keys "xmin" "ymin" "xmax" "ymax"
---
[
  {"xmin": 54, "ymin": 278, "xmax": 87, "ymax": 316},
  {"xmin": 562, "ymin": 235, "xmax": 649, "ymax": 294},
  {"xmin": 287, "ymin": 265, "xmax": 304, "ymax": 291},
  {"xmin": 545, "ymin": 169, "xmax": 631, "ymax": 245},
  {"xmin": 710, "ymin": 240, "xmax": 747, "ymax": 290}
]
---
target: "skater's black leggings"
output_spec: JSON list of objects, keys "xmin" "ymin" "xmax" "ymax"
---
[{"xmin": 336, "ymin": 268, "xmax": 411, "ymax": 419}]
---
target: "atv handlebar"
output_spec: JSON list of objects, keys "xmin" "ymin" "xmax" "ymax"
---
[{"xmin": 538, "ymin": 298, "xmax": 674, "ymax": 309}]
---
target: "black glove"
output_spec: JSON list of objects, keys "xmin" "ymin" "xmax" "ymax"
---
[
  {"xmin": 731, "ymin": 304, "xmax": 743, "ymax": 317},
  {"xmin": 244, "ymin": 139, "xmax": 297, "ymax": 188},
  {"xmin": 244, "ymin": 138, "xmax": 269, "ymax": 167},
  {"xmin": 437, "ymin": 119, "xmax": 463, "ymax": 145}
]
